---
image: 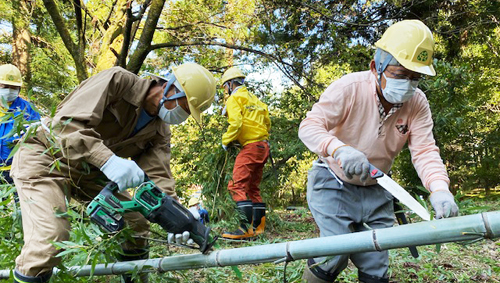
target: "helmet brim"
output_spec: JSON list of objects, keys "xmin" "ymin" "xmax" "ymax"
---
[
  {"xmin": 147, "ymin": 73, "xmax": 169, "ymax": 82},
  {"xmin": 0, "ymin": 80, "xmax": 22, "ymax": 87},
  {"xmin": 188, "ymin": 102, "xmax": 202, "ymax": 123},
  {"xmin": 399, "ymin": 60, "xmax": 436, "ymax": 76}
]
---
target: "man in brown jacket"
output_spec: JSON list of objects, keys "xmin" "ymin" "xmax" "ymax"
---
[{"xmin": 10, "ymin": 63, "xmax": 215, "ymax": 283}]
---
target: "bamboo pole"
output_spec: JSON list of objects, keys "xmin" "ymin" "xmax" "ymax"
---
[{"xmin": 0, "ymin": 211, "xmax": 498, "ymax": 279}]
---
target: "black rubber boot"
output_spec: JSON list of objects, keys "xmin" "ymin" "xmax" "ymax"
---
[
  {"xmin": 358, "ymin": 271, "xmax": 389, "ymax": 283},
  {"xmin": 117, "ymin": 248, "xmax": 149, "ymax": 283},
  {"xmin": 222, "ymin": 200, "xmax": 254, "ymax": 239},
  {"xmin": 13, "ymin": 269, "xmax": 52, "ymax": 282},
  {"xmin": 252, "ymin": 202, "xmax": 266, "ymax": 236}
]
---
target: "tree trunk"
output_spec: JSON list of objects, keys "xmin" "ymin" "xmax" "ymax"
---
[
  {"xmin": 11, "ymin": 1, "xmax": 32, "ymax": 91},
  {"xmin": 42, "ymin": 0, "xmax": 88, "ymax": 82},
  {"xmin": 126, "ymin": 0, "xmax": 166, "ymax": 74}
]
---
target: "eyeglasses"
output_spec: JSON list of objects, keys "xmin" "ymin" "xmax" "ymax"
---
[{"xmin": 384, "ymin": 69, "xmax": 422, "ymax": 82}]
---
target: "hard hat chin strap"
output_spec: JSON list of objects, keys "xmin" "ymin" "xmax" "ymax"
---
[
  {"xmin": 374, "ymin": 49, "xmax": 397, "ymax": 91},
  {"xmin": 227, "ymin": 78, "xmax": 244, "ymax": 95},
  {"xmin": 157, "ymin": 75, "xmax": 186, "ymax": 113}
]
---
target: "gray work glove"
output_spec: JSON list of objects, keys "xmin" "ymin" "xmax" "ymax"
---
[
  {"xmin": 429, "ymin": 190, "xmax": 459, "ymax": 219},
  {"xmin": 222, "ymin": 143, "xmax": 228, "ymax": 151},
  {"xmin": 333, "ymin": 146, "xmax": 370, "ymax": 182}
]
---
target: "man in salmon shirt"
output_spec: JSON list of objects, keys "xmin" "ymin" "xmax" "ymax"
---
[
  {"xmin": 219, "ymin": 66, "xmax": 271, "ymax": 240},
  {"xmin": 299, "ymin": 20, "xmax": 459, "ymax": 283}
]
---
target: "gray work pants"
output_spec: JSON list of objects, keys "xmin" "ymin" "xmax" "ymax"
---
[{"xmin": 307, "ymin": 162, "xmax": 395, "ymax": 279}]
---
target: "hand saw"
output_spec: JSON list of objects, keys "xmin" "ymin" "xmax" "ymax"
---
[{"xmin": 369, "ymin": 164, "xmax": 431, "ymax": 221}]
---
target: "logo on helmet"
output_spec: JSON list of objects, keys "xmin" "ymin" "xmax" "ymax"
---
[{"xmin": 417, "ymin": 51, "xmax": 428, "ymax": 62}]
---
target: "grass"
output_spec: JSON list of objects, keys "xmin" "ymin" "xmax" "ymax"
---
[
  {"xmin": 0, "ymin": 193, "xmax": 499, "ymax": 282},
  {"xmin": 139, "ymin": 196, "xmax": 500, "ymax": 283}
]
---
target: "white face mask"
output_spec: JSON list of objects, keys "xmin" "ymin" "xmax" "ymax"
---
[
  {"xmin": 0, "ymin": 88, "xmax": 19, "ymax": 102},
  {"xmin": 158, "ymin": 100, "xmax": 190, "ymax": 124},
  {"xmin": 382, "ymin": 73, "xmax": 419, "ymax": 104}
]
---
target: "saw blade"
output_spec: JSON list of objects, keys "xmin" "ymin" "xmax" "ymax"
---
[{"xmin": 377, "ymin": 174, "xmax": 431, "ymax": 221}]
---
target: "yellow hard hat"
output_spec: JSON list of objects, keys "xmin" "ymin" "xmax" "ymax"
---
[
  {"xmin": 172, "ymin": 63, "xmax": 216, "ymax": 123},
  {"xmin": 0, "ymin": 64, "xmax": 22, "ymax": 86},
  {"xmin": 375, "ymin": 20, "xmax": 436, "ymax": 76},
  {"xmin": 188, "ymin": 197, "xmax": 200, "ymax": 207},
  {"xmin": 220, "ymin": 67, "xmax": 245, "ymax": 85}
]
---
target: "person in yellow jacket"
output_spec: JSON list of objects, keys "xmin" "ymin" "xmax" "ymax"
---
[
  {"xmin": 220, "ymin": 67, "xmax": 271, "ymax": 240},
  {"xmin": 10, "ymin": 63, "xmax": 215, "ymax": 283}
]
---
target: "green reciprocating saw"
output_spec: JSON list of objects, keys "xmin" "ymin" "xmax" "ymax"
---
[{"xmin": 86, "ymin": 179, "xmax": 216, "ymax": 254}]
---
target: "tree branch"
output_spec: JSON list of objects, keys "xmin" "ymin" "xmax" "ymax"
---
[{"xmin": 150, "ymin": 41, "xmax": 312, "ymax": 92}]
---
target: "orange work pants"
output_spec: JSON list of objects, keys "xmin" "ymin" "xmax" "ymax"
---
[{"xmin": 228, "ymin": 141, "xmax": 270, "ymax": 202}]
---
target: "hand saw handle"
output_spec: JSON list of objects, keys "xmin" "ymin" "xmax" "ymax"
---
[
  {"xmin": 369, "ymin": 164, "xmax": 384, "ymax": 179},
  {"xmin": 394, "ymin": 200, "xmax": 420, "ymax": 258}
]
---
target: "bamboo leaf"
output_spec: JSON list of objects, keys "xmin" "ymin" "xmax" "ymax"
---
[{"xmin": 230, "ymin": 266, "xmax": 242, "ymax": 279}]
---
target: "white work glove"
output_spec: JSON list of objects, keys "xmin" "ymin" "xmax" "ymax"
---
[
  {"xmin": 168, "ymin": 231, "xmax": 193, "ymax": 245},
  {"xmin": 333, "ymin": 146, "xmax": 370, "ymax": 182},
  {"xmin": 429, "ymin": 190, "xmax": 459, "ymax": 219},
  {"xmin": 222, "ymin": 143, "xmax": 228, "ymax": 151},
  {"xmin": 100, "ymin": 155, "xmax": 145, "ymax": 191},
  {"xmin": 167, "ymin": 208, "xmax": 200, "ymax": 245}
]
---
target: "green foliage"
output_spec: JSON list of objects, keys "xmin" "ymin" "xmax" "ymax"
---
[
  {"xmin": 0, "ymin": 186, "xmax": 23, "ymax": 266},
  {"xmin": 0, "ymin": 184, "xmax": 498, "ymax": 282},
  {"xmin": 0, "ymin": 0, "xmax": 499, "ymax": 282},
  {"xmin": 393, "ymin": 50, "xmax": 500, "ymax": 194}
]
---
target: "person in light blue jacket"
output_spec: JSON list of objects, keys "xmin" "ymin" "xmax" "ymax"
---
[{"xmin": 0, "ymin": 64, "xmax": 40, "ymax": 183}]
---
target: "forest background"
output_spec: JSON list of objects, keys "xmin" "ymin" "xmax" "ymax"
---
[{"xmin": 0, "ymin": 0, "xmax": 499, "ymax": 282}]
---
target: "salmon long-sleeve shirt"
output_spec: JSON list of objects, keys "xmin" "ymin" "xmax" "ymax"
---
[{"xmin": 298, "ymin": 70, "xmax": 449, "ymax": 190}]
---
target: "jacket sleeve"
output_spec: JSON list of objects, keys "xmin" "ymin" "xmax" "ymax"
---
[
  {"xmin": 24, "ymin": 102, "xmax": 40, "ymax": 121},
  {"xmin": 298, "ymin": 81, "xmax": 351, "ymax": 157},
  {"xmin": 51, "ymin": 68, "xmax": 136, "ymax": 168},
  {"xmin": 135, "ymin": 131, "xmax": 177, "ymax": 198},
  {"xmin": 408, "ymin": 95, "xmax": 450, "ymax": 189},
  {"xmin": 222, "ymin": 94, "xmax": 245, "ymax": 145}
]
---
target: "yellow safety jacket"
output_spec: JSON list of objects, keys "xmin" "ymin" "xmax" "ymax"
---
[{"xmin": 222, "ymin": 86, "xmax": 270, "ymax": 146}]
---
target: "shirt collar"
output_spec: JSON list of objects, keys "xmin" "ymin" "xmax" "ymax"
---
[{"xmin": 375, "ymin": 94, "xmax": 403, "ymax": 119}]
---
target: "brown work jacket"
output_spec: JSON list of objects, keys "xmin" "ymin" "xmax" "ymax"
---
[{"xmin": 11, "ymin": 67, "xmax": 176, "ymax": 197}]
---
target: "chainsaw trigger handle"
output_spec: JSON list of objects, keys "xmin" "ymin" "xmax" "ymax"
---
[{"xmin": 103, "ymin": 181, "xmax": 119, "ymax": 192}]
